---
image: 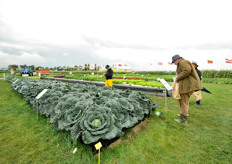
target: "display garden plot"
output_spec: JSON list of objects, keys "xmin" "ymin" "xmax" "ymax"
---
[{"xmin": 7, "ymin": 77, "xmax": 158, "ymax": 146}]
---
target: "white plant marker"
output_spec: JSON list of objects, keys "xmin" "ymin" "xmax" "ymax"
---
[
  {"xmin": 73, "ymin": 148, "xmax": 77, "ymax": 154},
  {"xmin": 13, "ymin": 79, "xmax": 18, "ymax": 84},
  {"xmin": 36, "ymin": 89, "xmax": 48, "ymax": 121},
  {"xmin": 36, "ymin": 89, "xmax": 48, "ymax": 99}
]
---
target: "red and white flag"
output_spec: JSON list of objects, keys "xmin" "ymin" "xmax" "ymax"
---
[
  {"xmin": 158, "ymin": 62, "xmax": 163, "ymax": 65},
  {"xmin": 168, "ymin": 62, "xmax": 173, "ymax": 65},
  {"xmin": 225, "ymin": 58, "xmax": 232, "ymax": 64},
  {"xmin": 207, "ymin": 60, "xmax": 213, "ymax": 64}
]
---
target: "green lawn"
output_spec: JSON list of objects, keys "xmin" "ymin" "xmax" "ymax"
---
[{"xmin": 0, "ymin": 80, "xmax": 231, "ymax": 164}]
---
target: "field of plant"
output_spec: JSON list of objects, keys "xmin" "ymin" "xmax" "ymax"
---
[
  {"xmin": 41, "ymin": 72, "xmax": 175, "ymax": 88},
  {"xmin": 1, "ymin": 70, "xmax": 232, "ymax": 85},
  {"xmin": 5, "ymin": 77, "xmax": 158, "ymax": 146},
  {"xmin": 201, "ymin": 70, "xmax": 232, "ymax": 78},
  {"xmin": 0, "ymin": 77, "xmax": 231, "ymax": 163},
  {"xmin": 47, "ymin": 70, "xmax": 232, "ymax": 85},
  {"xmin": 49, "ymin": 71, "xmax": 175, "ymax": 82}
]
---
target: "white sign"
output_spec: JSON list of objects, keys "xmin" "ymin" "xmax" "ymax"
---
[
  {"xmin": 173, "ymin": 77, "xmax": 176, "ymax": 82},
  {"xmin": 13, "ymin": 79, "xmax": 19, "ymax": 84},
  {"xmin": 22, "ymin": 74, "xmax": 29, "ymax": 77},
  {"xmin": 36, "ymin": 89, "xmax": 48, "ymax": 99},
  {"xmin": 73, "ymin": 148, "xmax": 77, "ymax": 154},
  {"xmin": 11, "ymin": 68, "xmax": 14, "ymax": 75},
  {"xmin": 157, "ymin": 78, "xmax": 172, "ymax": 91}
]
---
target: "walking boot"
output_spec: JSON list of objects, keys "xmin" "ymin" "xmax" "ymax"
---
[
  {"xmin": 181, "ymin": 115, "xmax": 188, "ymax": 125},
  {"xmin": 174, "ymin": 114, "xmax": 188, "ymax": 125}
]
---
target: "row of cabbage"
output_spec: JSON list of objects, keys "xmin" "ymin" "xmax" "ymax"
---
[{"xmin": 6, "ymin": 77, "xmax": 158, "ymax": 145}]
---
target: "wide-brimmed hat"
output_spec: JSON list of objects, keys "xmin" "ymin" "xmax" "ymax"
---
[
  {"xmin": 192, "ymin": 61, "xmax": 199, "ymax": 67},
  {"xmin": 172, "ymin": 54, "xmax": 182, "ymax": 63}
]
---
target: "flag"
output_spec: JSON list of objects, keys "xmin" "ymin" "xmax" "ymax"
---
[
  {"xmin": 207, "ymin": 60, "xmax": 213, "ymax": 64},
  {"xmin": 158, "ymin": 62, "xmax": 163, "ymax": 65},
  {"xmin": 225, "ymin": 58, "xmax": 232, "ymax": 63},
  {"xmin": 168, "ymin": 62, "xmax": 173, "ymax": 65},
  {"xmin": 124, "ymin": 64, "xmax": 128, "ymax": 66},
  {"xmin": 118, "ymin": 64, "xmax": 122, "ymax": 66}
]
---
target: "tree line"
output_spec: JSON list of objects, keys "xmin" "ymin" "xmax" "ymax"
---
[{"xmin": 7, "ymin": 64, "xmax": 101, "ymax": 71}]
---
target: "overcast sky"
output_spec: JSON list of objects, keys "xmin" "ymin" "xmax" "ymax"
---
[{"xmin": 0, "ymin": 0, "xmax": 232, "ymax": 71}]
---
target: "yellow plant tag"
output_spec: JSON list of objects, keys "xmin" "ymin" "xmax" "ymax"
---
[{"xmin": 95, "ymin": 142, "xmax": 102, "ymax": 150}]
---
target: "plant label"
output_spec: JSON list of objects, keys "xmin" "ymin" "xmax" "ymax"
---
[
  {"xmin": 36, "ymin": 89, "xmax": 48, "ymax": 99},
  {"xmin": 13, "ymin": 79, "xmax": 18, "ymax": 84},
  {"xmin": 73, "ymin": 148, "xmax": 77, "ymax": 154},
  {"xmin": 157, "ymin": 78, "xmax": 172, "ymax": 91},
  {"xmin": 95, "ymin": 142, "xmax": 102, "ymax": 150}
]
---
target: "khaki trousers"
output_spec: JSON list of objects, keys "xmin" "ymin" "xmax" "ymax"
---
[{"xmin": 178, "ymin": 91, "xmax": 193, "ymax": 116}]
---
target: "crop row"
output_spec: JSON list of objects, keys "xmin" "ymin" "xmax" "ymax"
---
[
  {"xmin": 201, "ymin": 70, "xmax": 232, "ymax": 78},
  {"xmin": 202, "ymin": 78, "xmax": 232, "ymax": 84},
  {"xmin": 6, "ymin": 77, "xmax": 158, "ymax": 146}
]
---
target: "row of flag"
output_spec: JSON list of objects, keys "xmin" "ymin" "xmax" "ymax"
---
[
  {"xmin": 150, "ymin": 62, "xmax": 173, "ymax": 66},
  {"xmin": 225, "ymin": 58, "xmax": 232, "ymax": 64},
  {"xmin": 207, "ymin": 58, "xmax": 232, "ymax": 64},
  {"xmin": 72, "ymin": 64, "xmax": 130, "ymax": 69},
  {"xmin": 150, "ymin": 58, "xmax": 232, "ymax": 65}
]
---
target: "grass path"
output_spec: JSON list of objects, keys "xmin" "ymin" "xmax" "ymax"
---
[
  {"xmin": 0, "ymin": 80, "xmax": 232, "ymax": 163},
  {"xmin": 0, "ymin": 81, "xmax": 95, "ymax": 164}
]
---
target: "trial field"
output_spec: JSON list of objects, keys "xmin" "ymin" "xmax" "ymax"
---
[{"xmin": 0, "ymin": 80, "xmax": 231, "ymax": 164}]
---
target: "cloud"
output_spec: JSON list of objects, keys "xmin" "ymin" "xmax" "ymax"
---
[
  {"xmin": 82, "ymin": 36, "xmax": 165, "ymax": 50},
  {"xmin": 0, "ymin": 0, "xmax": 232, "ymax": 71},
  {"xmin": 184, "ymin": 42, "xmax": 232, "ymax": 50},
  {"xmin": 0, "ymin": 51, "xmax": 46, "ymax": 67},
  {"xmin": 63, "ymin": 53, "xmax": 68, "ymax": 56}
]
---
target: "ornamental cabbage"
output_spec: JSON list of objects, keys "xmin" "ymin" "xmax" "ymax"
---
[{"xmin": 6, "ymin": 77, "xmax": 159, "ymax": 145}]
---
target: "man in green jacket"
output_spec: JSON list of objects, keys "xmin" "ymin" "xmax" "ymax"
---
[{"xmin": 172, "ymin": 55, "xmax": 202, "ymax": 124}]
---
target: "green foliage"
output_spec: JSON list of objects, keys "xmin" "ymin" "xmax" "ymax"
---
[
  {"xmin": 113, "ymin": 79, "xmax": 168, "ymax": 88},
  {"xmin": 6, "ymin": 77, "xmax": 158, "ymax": 145},
  {"xmin": 134, "ymin": 71, "xmax": 176, "ymax": 75},
  {"xmin": 1, "ymin": 80, "xmax": 232, "ymax": 163},
  {"xmin": 202, "ymin": 78, "xmax": 232, "ymax": 84},
  {"xmin": 64, "ymin": 75, "xmax": 173, "ymax": 87},
  {"xmin": 201, "ymin": 70, "xmax": 232, "ymax": 78},
  {"xmin": 72, "ymin": 104, "xmax": 123, "ymax": 144}
]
